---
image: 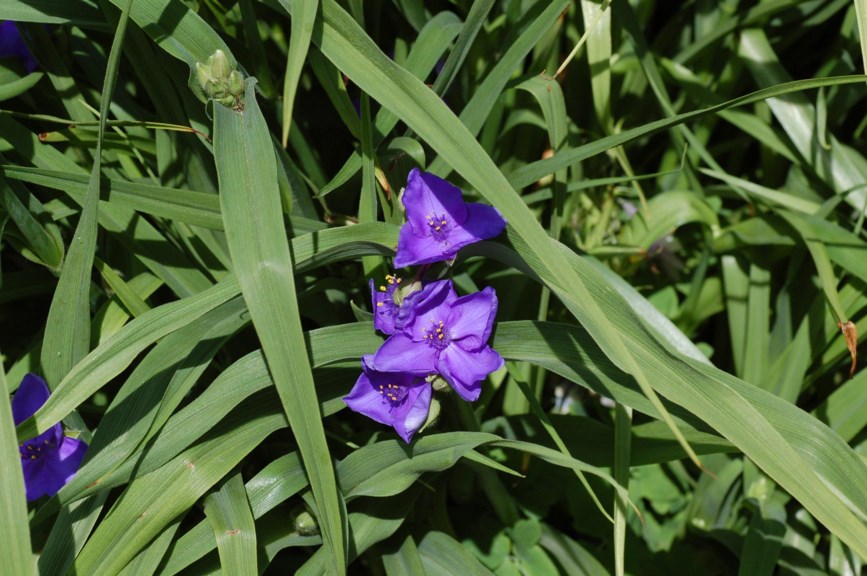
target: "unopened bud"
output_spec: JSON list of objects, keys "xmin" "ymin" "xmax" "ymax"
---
[
  {"xmin": 228, "ymin": 70, "xmax": 245, "ymax": 97},
  {"xmin": 209, "ymin": 49, "xmax": 232, "ymax": 80},
  {"xmin": 419, "ymin": 397, "xmax": 441, "ymax": 434},
  {"xmin": 291, "ymin": 506, "xmax": 319, "ymax": 536},
  {"xmin": 195, "ymin": 62, "xmax": 213, "ymax": 92},
  {"xmin": 427, "ymin": 374, "xmax": 450, "ymax": 392},
  {"xmin": 394, "ymin": 279, "xmax": 422, "ymax": 305},
  {"xmin": 195, "ymin": 49, "xmax": 246, "ymax": 110}
]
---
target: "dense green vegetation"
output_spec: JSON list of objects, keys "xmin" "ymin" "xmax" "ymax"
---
[{"xmin": 1, "ymin": 0, "xmax": 866, "ymax": 574}]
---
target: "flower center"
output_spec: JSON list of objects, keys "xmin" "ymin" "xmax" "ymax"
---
[
  {"xmin": 422, "ymin": 319, "xmax": 451, "ymax": 350},
  {"xmin": 375, "ymin": 274, "xmax": 401, "ymax": 313},
  {"xmin": 19, "ymin": 438, "xmax": 55, "ymax": 462},
  {"xmin": 426, "ymin": 212, "xmax": 450, "ymax": 244},
  {"xmin": 378, "ymin": 382, "xmax": 408, "ymax": 408}
]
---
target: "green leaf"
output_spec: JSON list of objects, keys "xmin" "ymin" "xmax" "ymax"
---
[
  {"xmin": 41, "ymin": 0, "xmax": 134, "ymax": 385},
  {"xmin": 16, "ymin": 277, "xmax": 240, "ymax": 441},
  {"xmin": 418, "ymin": 531, "xmax": 493, "ymax": 576},
  {"xmin": 72, "ymin": 407, "xmax": 284, "ymax": 574},
  {"xmin": 0, "ymin": 368, "xmax": 33, "ymax": 576},
  {"xmin": 0, "ymin": 0, "xmax": 104, "ymax": 26},
  {"xmin": 0, "ymin": 161, "xmax": 64, "ymax": 271},
  {"xmin": 0, "ymin": 71, "xmax": 43, "ymax": 101},
  {"xmin": 214, "ymin": 79, "xmax": 345, "ymax": 575},
  {"xmin": 507, "ymin": 75, "xmax": 867, "ymax": 190},
  {"xmin": 281, "ymin": 0, "xmax": 319, "ymax": 146},
  {"xmin": 382, "ymin": 534, "xmax": 426, "ymax": 576},
  {"xmin": 204, "ymin": 474, "xmax": 258, "ymax": 576},
  {"xmin": 159, "ymin": 453, "xmax": 308, "ymax": 575}
]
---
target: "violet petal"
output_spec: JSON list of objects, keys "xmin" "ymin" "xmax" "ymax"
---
[
  {"xmin": 447, "ymin": 287, "xmax": 499, "ymax": 351},
  {"xmin": 12, "ymin": 373, "xmax": 51, "ymax": 425},
  {"xmin": 402, "ymin": 168, "xmax": 468, "ymax": 236},
  {"xmin": 438, "ymin": 344, "xmax": 504, "ymax": 402},
  {"xmin": 373, "ymin": 334, "xmax": 438, "ymax": 373}
]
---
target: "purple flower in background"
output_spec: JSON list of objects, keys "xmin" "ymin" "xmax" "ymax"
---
[
  {"xmin": 374, "ymin": 280, "xmax": 504, "ymax": 401},
  {"xmin": 344, "ymin": 356, "xmax": 432, "ymax": 442},
  {"xmin": 12, "ymin": 374, "xmax": 87, "ymax": 501},
  {"xmin": 394, "ymin": 169, "xmax": 507, "ymax": 268},
  {"xmin": 0, "ymin": 22, "xmax": 38, "ymax": 73}
]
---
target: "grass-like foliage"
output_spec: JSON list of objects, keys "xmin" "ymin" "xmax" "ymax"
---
[{"xmin": 1, "ymin": 1, "xmax": 866, "ymax": 574}]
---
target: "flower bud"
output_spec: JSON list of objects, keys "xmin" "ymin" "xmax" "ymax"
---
[
  {"xmin": 419, "ymin": 397, "xmax": 441, "ymax": 434},
  {"xmin": 394, "ymin": 279, "xmax": 422, "ymax": 306},
  {"xmin": 291, "ymin": 506, "xmax": 319, "ymax": 536},
  {"xmin": 427, "ymin": 374, "xmax": 450, "ymax": 392},
  {"xmin": 195, "ymin": 62, "xmax": 213, "ymax": 92},
  {"xmin": 209, "ymin": 49, "xmax": 232, "ymax": 81},
  {"xmin": 195, "ymin": 50, "xmax": 246, "ymax": 110},
  {"xmin": 228, "ymin": 70, "xmax": 245, "ymax": 98}
]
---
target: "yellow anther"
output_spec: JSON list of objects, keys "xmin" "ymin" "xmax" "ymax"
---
[{"xmin": 377, "ymin": 302, "xmax": 383, "ymax": 307}]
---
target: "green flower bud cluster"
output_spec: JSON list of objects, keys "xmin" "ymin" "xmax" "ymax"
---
[{"xmin": 196, "ymin": 49, "xmax": 245, "ymax": 111}]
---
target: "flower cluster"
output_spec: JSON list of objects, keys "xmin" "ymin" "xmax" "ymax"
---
[
  {"xmin": 12, "ymin": 374, "xmax": 87, "ymax": 501},
  {"xmin": 344, "ymin": 169, "xmax": 507, "ymax": 442},
  {"xmin": 195, "ymin": 49, "xmax": 245, "ymax": 111}
]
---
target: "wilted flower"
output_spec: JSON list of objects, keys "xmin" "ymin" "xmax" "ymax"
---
[
  {"xmin": 0, "ymin": 21, "xmax": 37, "ymax": 73},
  {"xmin": 394, "ymin": 169, "xmax": 507, "ymax": 268},
  {"xmin": 373, "ymin": 280, "xmax": 503, "ymax": 401},
  {"xmin": 12, "ymin": 374, "xmax": 87, "ymax": 501},
  {"xmin": 343, "ymin": 356, "xmax": 432, "ymax": 442}
]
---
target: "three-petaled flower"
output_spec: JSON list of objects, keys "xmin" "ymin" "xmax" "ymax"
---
[
  {"xmin": 394, "ymin": 169, "xmax": 507, "ymax": 268},
  {"xmin": 12, "ymin": 374, "xmax": 87, "ymax": 501},
  {"xmin": 343, "ymin": 356, "xmax": 432, "ymax": 442},
  {"xmin": 373, "ymin": 280, "xmax": 504, "ymax": 402}
]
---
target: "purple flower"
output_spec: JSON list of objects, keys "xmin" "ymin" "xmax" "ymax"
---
[
  {"xmin": 371, "ymin": 274, "xmax": 407, "ymax": 335},
  {"xmin": 343, "ymin": 356, "xmax": 432, "ymax": 442},
  {"xmin": 0, "ymin": 22, "xmax": 38, "ymax": 73},
  {"xmin": 394, "ymin": 169, "xmax": 507, "ymax": 268},
  {"xmin": 373, "ymin": 281, "xmax": 504, "ymax": 401},
  {"xmin": 371, "ymin": 275, "xmax": 451, "ymax": 336},
  {"xmin": 12, "ymin": 374, "xmax": 87, "ymax": 501}
]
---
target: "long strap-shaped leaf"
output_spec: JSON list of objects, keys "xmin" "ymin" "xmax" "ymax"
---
[
  {"xmin": 281, "ymin": 0, "xmax": 318, "ymax": 146},
  {"xmin": 214, "ymin": 79, "xmax": 345, "ymax": 575},
  {"xmin": 0, "ymin": 367, "xmax": 33, "ymax": 576},
  {"xmin": 16, "ymin": 276, "xmax": 240, "ymax": 440},
  {"xmin": 41, "ymin": 0, "xmax": 134, "ymax": 385}
]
